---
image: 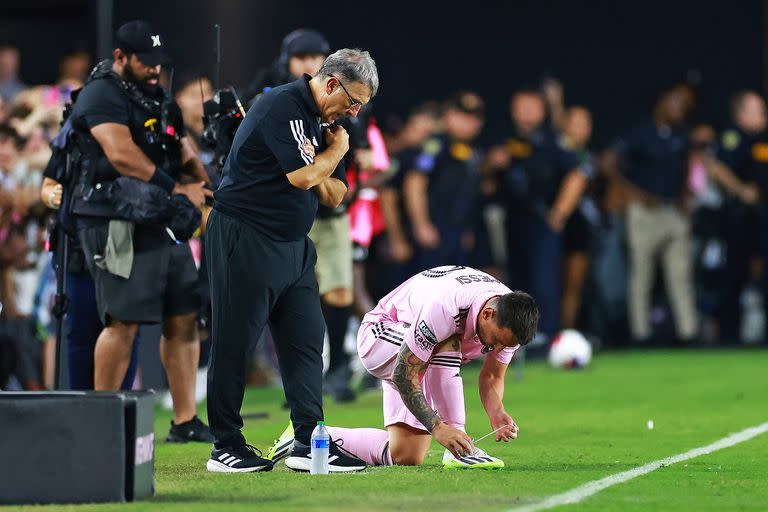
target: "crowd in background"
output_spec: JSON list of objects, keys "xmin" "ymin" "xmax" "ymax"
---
[{"xmin": 2, "ymin": 37, "xmax": 767, "ymax": 394}]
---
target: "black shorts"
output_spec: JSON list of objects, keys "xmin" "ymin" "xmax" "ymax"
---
[
  {"xmin": 563, "ymin": 209, "xmax": 591, "ymax": 254},
  {"xmin": 78, "ymin": 220, "xmax": 201, "ymax": 325}
]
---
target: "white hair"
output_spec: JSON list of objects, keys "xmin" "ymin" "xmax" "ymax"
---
[{"xmin": 317, "ymin": 48, "xmax": 379, "ymax": 97}]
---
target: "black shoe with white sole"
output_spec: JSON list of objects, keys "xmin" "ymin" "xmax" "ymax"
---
[
  {"xmin": 206, "ymin": 444, "xmax": 274, "ymax": 473},
  {"xmin": 166, "ymin": 415, "xmax": 215, "ymax": 443},
  {"xmin": 284, "ymin": 439, "xmax": 367, "ymax": 472}
]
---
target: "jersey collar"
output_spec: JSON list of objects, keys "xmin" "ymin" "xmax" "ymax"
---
[{"xmin": 298, "ymin": 73, "xmax": 320, "ymax": 117}]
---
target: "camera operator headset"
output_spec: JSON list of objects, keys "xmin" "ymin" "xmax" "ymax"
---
[{"xmin": 241, "ymin": 29, "xmax": 330, "ymax": 106}]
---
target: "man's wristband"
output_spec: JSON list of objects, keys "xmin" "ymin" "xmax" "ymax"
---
[{"xmin": 150, "ymin": 167, "xmax": 176, "ymax": 194}]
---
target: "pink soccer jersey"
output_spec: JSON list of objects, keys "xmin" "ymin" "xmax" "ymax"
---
[{"xmin": 357, "ymin": 265, "xmax": 520, "ymax": 380}]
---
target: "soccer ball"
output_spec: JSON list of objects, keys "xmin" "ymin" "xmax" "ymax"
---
[{"xmin": 548, "ymin": 329, "xmax": 592, "ymax": 369}]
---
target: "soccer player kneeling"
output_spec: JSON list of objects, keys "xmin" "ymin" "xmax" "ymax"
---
[{"xmin": 271, "ymin": 265, "xmax": 539, "ymax": 470}]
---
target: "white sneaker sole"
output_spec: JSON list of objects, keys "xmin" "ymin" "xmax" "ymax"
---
[
  {"xmin": 206, "ymin": 459, "xmax": 270, "ymax": 473},
  {"xmin": 442, "ymin": 456, "xmax": 504, "ymax": 469},
  {"xmin": 284, "ymin": 456, "xmax": 310, "ymax": 472},
  {"xmin": 284, "ymin": 456, "xmax": 365, "ymax": 472}
]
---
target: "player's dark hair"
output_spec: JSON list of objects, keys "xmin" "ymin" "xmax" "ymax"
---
[{"xmin": 494, "ymin": 291, "xmax": 539, "ymax": 346}]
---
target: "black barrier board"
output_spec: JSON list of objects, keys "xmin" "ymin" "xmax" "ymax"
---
[{"xmin": 0, "ymin": 392, "xmax": 155, "ymax": 504}]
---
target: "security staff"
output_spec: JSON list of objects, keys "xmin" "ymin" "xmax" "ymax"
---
[
  {"xmin": 612, "ymin": 84, "xmax": 756, "ymax": 344},
  {"xmin": 67, "ymin": 20, "xmax": 212, "ymax": 442},
  {"xmin": 403, "ymin": 92, "xmax": 485, "ymax": 271},
  {"xmin": 742, "ymin": 133, "xmax": 768, "ymax": 339},
  {"xmin": 205, "ymin": 49, "xmax": 377, "ymax": 473},
  {"xmin": 711, "ymin": 91, "xmax": 766, "ymax": 342},
  {"xmin": 611, "ymin": 84, "xmax": 693, "ymax": 343},
  {"xmin": 376, "ymin": 103, "xmax": 439, "ymax": 297},
  {"xmin": 485, "ymin": 88, "xmax": 590, "ymax": 339}
]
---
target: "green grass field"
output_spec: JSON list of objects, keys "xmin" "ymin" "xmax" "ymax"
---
[{"xmin": 4, "ymin": 349, "xmax": 767, "ymax": 511}]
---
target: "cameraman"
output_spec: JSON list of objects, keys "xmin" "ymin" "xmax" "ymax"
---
[
  {"xmin": 67, "ymin": 20, "xmax": 212, "ymax": 442},
  {"xmin": 242, "ymin": 29, "xmax": 330, "ymax": 106}
]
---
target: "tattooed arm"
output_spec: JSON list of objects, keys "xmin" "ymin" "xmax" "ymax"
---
[
  {"xmin": 392, "ymin": 343, "xmax": 442, "ymax": 431},
  {"xmin": 392, "ymin": 343, "xmax": 474, "ymax": 457}
]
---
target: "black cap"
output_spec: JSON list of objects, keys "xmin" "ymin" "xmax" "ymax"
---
[
  {"xmin": 445, "ymin": 91, "xmax": 485, "ymax": 119},
  {"xmin": 115, "ymin": 20, "xmax": 168, "ymax": 67},
  {"xmin": 283, "ymin": 29, "xmax": 330, "ymax": 58}
]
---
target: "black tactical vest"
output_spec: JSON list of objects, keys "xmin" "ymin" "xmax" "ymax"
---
[
  {"xmin": 70, "ymin": 60, "xmax": 183, "ymax": 185},
  {"xmin": 65, "ymin": 60, "xmax": 184, "ymax": 219}
]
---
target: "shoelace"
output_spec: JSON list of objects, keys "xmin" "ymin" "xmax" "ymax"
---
[
  {"xmin": 243, "ymin": 444, "xmax": 265, "ymax": 458},
  {"xmin": 330, "ymin": 438, "xmax": 362, "ymax": 461}
]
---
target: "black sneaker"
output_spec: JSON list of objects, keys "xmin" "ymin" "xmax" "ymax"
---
[
  {"xmin": 206, "ymin": 444, "xmax": 274, "ymax": 473},
  {"xmin": 284, "ymin": 438, "xmax": 367, "ymax": 472},
  {"xmin": 166, "ymin": 415, "xmax": 215, "ymax": 443}
]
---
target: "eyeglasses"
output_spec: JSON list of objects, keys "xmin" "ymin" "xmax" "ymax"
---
[{"xmin": 329, "ymin": 73, "xmax": 363, "ymax": 112}]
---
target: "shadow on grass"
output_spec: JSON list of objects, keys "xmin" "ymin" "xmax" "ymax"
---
[{"xmin": 152, "ymin": 493, "xmax": 288, "ymax": 504}]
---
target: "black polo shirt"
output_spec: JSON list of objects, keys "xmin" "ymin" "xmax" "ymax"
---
[
  {"xmin": 715, "ymin": 126, "xmax": 768, "ymax": 195},
  {"xmin": 499, "ymin": 128, "xmax": 586, "ymax": 214},
  {"xmin": 69, "ymin": 72, "xmax": 185, "ymax": 182},
  {"xmin": 214, "ymin": 74, "xmax": 346, "ymax": 241},
  {"xmin": 614, "ymin": 119, "xmax": 689, "ymax": 201},
  {"xmin": 409, "ymin": 134, "xmax": 482, "ymax": 228},
  {"xmin": 716, "ymin": 126, "xmax": 757, "ymax": 181}
]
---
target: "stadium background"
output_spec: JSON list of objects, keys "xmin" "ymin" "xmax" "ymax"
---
[
  {"xmin": 1, "ymin": 2, "xmax": 768, "ymax": 510},
  {"xmin": 3, "ymin": 0, "xmax": 765, "ymax": 146}
]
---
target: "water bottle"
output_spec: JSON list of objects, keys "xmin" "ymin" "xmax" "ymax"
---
[{"xmin": 310, "ymin": 421, "xmax": 330, "ymax": 474}]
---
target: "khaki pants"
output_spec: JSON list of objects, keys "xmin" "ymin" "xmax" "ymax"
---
[
  {"xmin": 308, "ymin": 214, "xmax": 353, "ymax": 296},
  {"xmin": 626, "ymin": 201, "xmax": 697, "ymax": 340}
]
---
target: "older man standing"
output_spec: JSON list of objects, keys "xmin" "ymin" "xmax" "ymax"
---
[{"xmin": 205, "ymin": 49, "xmax": 378, "ymax": 473}]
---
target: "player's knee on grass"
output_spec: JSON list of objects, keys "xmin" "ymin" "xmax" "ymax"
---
[
  {"xmin": 388, "ymin": 423, "xmax": 431, "ymax": 466},
  {"xmin": 390, "ymin": 446, "xmax": 428, "ymax": 466}
]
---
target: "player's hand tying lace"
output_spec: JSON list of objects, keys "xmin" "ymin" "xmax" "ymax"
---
[{"xmin": 432, "ymin": 422, "xmax": 475, "ymax": 458}]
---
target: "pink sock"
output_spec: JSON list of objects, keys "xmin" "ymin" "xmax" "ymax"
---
[
  {"xmin": 326, "ymin": 426, "xmax": 393, "ymax": 466},
  {"xmin": 426, "ymin": 351, "xmax": 466, "ymax": 431}
]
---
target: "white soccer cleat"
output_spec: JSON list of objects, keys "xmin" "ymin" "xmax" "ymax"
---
[{"xmin": 442, "ymin": 447, "xmax": 505, "ymax": 469}]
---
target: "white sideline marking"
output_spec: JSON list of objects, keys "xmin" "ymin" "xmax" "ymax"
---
[{"xmin": 508, "ymin": 421, "xmax": 768, "ymax": 512}]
